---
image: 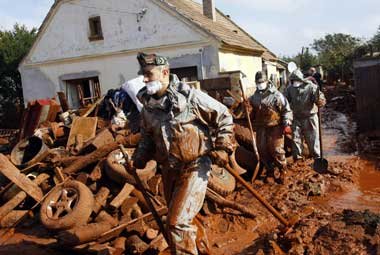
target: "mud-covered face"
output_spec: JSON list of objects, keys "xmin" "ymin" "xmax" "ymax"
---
[{"xmin": 142, "ymin": 65, "xmax": 170, "ymax": 95}]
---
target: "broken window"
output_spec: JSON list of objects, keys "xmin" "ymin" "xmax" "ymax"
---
[
  {"xmin": 171, "ymin": 66, "xmax": 199, "ymax": 82},
  {"xmin": 89, "ymin": 16, "xmax": 103, "ymax": 41},
  {"xmin": 65, "ymin": 77, "xmax": 101, "ymax": 109}
]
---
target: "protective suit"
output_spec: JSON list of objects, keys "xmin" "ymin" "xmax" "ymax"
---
[
  {"xmin": 284, "ymin": 70, "xmax": 326, "ymax": 160},
  {"xmin": 135, "ymin": 74, "xmax": 235, "ymax": 255},
  {"xmin": 249, "ymin": 73, "xmax": 292, "ymax": 180}
]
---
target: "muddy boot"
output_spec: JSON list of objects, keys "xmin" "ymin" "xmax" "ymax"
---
[
  {"xmin": 264, "ymin": 168, "xmax": 275, "ymax": 184},
  {"xmin": 274, "ymin": 168, "xmax": 286, "ymax": 184}
]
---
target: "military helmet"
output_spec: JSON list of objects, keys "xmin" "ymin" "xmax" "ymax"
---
[{"xmin": 255, "ymin": 71, "xmax": 267, "ymax": 83}]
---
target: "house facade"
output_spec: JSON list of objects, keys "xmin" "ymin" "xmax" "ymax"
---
[{"xmin": 20, "ymin": 0, "xmax": 280, "ymax": 108}]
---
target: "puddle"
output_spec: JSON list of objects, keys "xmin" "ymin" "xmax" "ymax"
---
[{"xmin": 319, "ymin": 109, "xmax": 380, "ymax": 213}]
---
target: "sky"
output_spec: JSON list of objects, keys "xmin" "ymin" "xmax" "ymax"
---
[{"xmin": 1, "ymin": 0, "xmax": 380, "ymax": 56}]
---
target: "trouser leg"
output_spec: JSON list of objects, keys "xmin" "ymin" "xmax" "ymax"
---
[
  {"xmin": 165, "ymin": 157, "xmax": 211, "ymax": 255},
  {"xmin": 256, "ymin": 128, "xmax": 274, "ymax": 175},
  {"xmin": 292, "ymin": 119, "xmax": 304, "ymax": 160},
  {"xmin": 267, "ymin": 125, "xmax": 286, "ymax": 169},
  {"xmin": 302, "ymin": 114, "xmax": 321, "ymax": 158}
]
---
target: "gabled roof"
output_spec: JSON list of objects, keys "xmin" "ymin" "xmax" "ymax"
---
[
  {"xmin": 22, "ymin": 0, "xmax": 278, "ymax": 67},
  {"xmin": 162, "ymin": 0, "xmax": 272, "ymax": 56}
]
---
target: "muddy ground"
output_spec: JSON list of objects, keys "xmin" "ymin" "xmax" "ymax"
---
[{"xmin": 1, "ymin": 85, "xmax": 380, "ymax": 255}]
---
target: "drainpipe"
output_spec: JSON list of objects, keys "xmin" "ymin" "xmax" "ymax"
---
[{"xmin": 199, "ymin": 48, "xmax": 205, "ymax": 80}]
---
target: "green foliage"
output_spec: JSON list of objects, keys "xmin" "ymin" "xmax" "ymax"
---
[
  {"xmin": 282, "ymin": 48, "xmax": 318, "ymax": 73},
  {"xmin": 369, "ymin": 25, "xmax": 380, "ymax": 51},
  {"xmin": 0, "ymin": 24, "xmax": 37, "ymax": 128},
  {"xmin": 311, "ymin": 33, "xmax": 362, "ymax": 82}
]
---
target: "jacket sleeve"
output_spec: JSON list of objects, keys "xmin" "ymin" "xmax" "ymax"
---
[
  {"xmin": 134, "ymin": 109, "xmax": 155, "ymax": 162},
  {"xmin": 276, "ymin": 92, "xmax": 293, "ymax": 126},
  {"xmin": 193, "ymin": 90, "xmax": 236, "ymax": 154},
  {"xmin": 312, "ymin": 85, "xmax": 326, "ymax": 107}
]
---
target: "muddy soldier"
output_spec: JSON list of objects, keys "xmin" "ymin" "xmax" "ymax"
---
[
  {"xmin": 133, "ymin": 53, "xmax": 235, "ymax": 254},
  {"xmin": 249, "ymin": 71, "xmax": 293, "ymax": 183},
  {"xmin": 284, "ymin": 69, "xmax": 326, "ymax": 161}
]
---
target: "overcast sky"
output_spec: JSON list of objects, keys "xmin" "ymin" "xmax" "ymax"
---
[{"xmin": 1, "ymin": 0, "xmax": 379, "ymax": 56}]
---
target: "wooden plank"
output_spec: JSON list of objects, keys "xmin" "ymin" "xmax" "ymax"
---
[
  {"xmin": 0, "ymin": 154, "xmax": 43, "ymax": 202},
  {"xmin": 66, "ymin": 117, "xmax": 98, "ymax": 150},
  {"xmin": 110, "ymin": 183, "xmax": 135, "ymax": 210}
]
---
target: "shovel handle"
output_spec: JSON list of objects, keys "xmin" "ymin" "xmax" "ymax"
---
[
  {"xmin": 317, "ymin": 108, "xmax": 323, "ymax": 159},
  {"xmin": 224, "ymin": 163, "xmax": 290, "ymax": 227},
  {"xmin": 119, "ymin": 145, "xmax": 171, "ymax": 245}
]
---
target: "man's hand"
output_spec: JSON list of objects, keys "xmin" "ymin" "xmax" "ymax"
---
[
  {"xmin": 133, "ymin": 159, "xmax": 147, "ymax": 169},
  {"xmin": 210, "ymin": 150, "xmax": 229, "ymax": 167},
  {"xmin": 283, "ymin": 126, "xmax": 292, "ymax": 135}
]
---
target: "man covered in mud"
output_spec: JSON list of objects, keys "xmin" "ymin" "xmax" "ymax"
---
[
  {"xmin": 249, "ymin": 71, "xmax": 293, "ymax": 183},
  {"xmin": 284, "ymin": 69, "xmax": 326, "ymax": 162},
  {"xmin": 133, "ymin": 52, "xmax": 235, "ymax": 254}
]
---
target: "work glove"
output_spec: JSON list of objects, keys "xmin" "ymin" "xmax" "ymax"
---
[
  {"xmin": 283, "ymin": 126, "xmax": 292, "ymax": 135},
  {"xmin": 210, "ymin": 150, "xmax": 229, "ymax": 167},
  {"xmin": 132, "ymin": 158, "xmax": 147, "ymax": 170}
]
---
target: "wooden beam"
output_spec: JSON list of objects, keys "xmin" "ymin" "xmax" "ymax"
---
[{"xmin": 0, "ymin": 154, "xmax": 43, "ymax": 202}]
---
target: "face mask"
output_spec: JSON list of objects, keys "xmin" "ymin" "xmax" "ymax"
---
[
  {"xmin": 293, "ymin": 81, "xmax": 303, "ymax": 88},
  {"xmin": 146, "ymin": 80, "xmax": 164, "ymax": 95},
  {"xmin": 257, "ymin": 82, "xmax": 268, "ymax": 91}
]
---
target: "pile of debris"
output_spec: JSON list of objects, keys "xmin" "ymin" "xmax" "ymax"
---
[{"xmin": 0, "ymin": 98, "xmax": 258, "ymax": 255}]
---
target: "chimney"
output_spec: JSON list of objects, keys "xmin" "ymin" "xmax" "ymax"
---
[{"xmin": 203, "ymin": 0, "xmax": 216, "ymax": 22}]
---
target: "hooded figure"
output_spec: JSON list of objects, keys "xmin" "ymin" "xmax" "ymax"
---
[
  {"xmin": 249, "ymin": 71, "xmax": 293, "ymax": 183},
  {"xmin": 133, "ymin": 52, "xmax": 235, "ymax": 255},
  {"xmin": 284, "ymin": 69, "xmax": 326, "ymax": 161}
]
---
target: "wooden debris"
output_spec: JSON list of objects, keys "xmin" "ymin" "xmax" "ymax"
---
[
  {"xmin": 0, "ymin": 154, "xmax": 44, "ymax": 202},
  {"xmin": 110, "ymin": 183, "xmax": 135, "ymax": 210},
  {"xmin": 66, "ymin": 117, "xmax": 97, "ymax": 150},
  {"xmin": 93, "ymin": 187, "xmax": 110, "ymax": 214}
]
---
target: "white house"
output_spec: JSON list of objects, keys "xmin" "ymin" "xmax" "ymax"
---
[{"xmin": 20, "ymin": 0, "xmax": 281, "ymax": 108}]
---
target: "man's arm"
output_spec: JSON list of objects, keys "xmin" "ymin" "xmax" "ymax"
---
[
  {"xmin": 193, "ymin": 90, "xmax": 236, "ymax": 154},
  {"xmin": 312, "ymin": 85, "xmax": 326, "ymax": 108},
  {"xmin": 276, "ymin": 92, "xmax": 293, "ymax": 126},
  {"xmin": 133, "ymin": 109, "xmax": 155, "ymax": 168}
]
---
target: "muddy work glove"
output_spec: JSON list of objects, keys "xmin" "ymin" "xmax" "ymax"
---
[
  {"xmin": 210, "ymin": 150, "xmax": 229, "ymax": 167},
  {"xmin": 283, "ymin": 126, "xmax": 292, "ymax": 135}
]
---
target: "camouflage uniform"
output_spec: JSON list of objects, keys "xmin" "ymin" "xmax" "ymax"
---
[
  {"xmin": 135, "ymin": 75, "xmax": 235, "ymax": 255},
  {"xmin": 249, "ymin": 85, "xmax": 293, "ymax": 173},
  {"xmin": 284, "ymin": 70, "xmax": 326, "ymax": 159}
]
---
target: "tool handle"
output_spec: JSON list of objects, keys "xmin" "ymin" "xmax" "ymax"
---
[
  {"xmin": 318, "ymin": 108, "xmax": 323, "ymax": 159},
  {"xmin": 224, "ymin": 163, "xmax": 290, "ymax": 227},
  {"xmin": 119, "ymin": 145, "xmax": 171, "ymax": 245},
  {"xmin": 238, "ymin": 80, "xmax": 260, "ymax": 161}
]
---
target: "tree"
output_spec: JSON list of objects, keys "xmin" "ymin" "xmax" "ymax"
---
[
  {"xmin": 370, "ymin": 25, "xmax": 380, "ymax": 51},
  {"xmin": 0, "ymin": 24, "xmax": 37, "ymax": 128},
  {"xmin": 281, "ymin": 47, "xmax": 318, "ymax": 73},
  {"xmin": 311, "ymin": 33, "xmax": 361, "ymax": 83}
]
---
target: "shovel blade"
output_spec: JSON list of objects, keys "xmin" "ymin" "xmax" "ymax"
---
[{"xmin": 313, "ymin": 158, "xmax": 329, "ymax": 173}]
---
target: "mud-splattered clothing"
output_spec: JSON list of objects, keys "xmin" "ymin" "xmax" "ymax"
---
[
  {"xmin": 135, "ymin": 75, "xmax": 235, "ymax": 254},
  {"xmin": 249, "ymin": 86, "xmax": 292, "ymax": 170},
  {"xmin": 284, "ymin": 80, "xmax": 326, "ymax": 159}
]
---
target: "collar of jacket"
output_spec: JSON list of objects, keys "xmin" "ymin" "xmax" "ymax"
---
[
  {"xmin": 137, "ymin": 74, "xmax": 193, "ymax": 114},
  {"xmin": 258, "ymin": 84, "xmax": 277, "ymax": 95}
]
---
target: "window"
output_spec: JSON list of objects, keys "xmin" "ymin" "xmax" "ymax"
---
[
  {"xmin": 65, "ymin": 77, "xmax": 101, "ymax": 109},
  {"xmin": 89, "ymin": 16, "xmax": 103, "ymax": 41}
]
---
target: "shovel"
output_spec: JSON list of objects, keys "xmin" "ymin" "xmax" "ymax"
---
[
  {"xmin": 118, "ymin": 145, "xmax": 171, "ymax": 246},
  {"xmin": 313, "ymin": 108, "xmax": 329, "ymax": 173},
  {"xmin": 222, "ymin": 161, "xmax": 299, "ymax": 233},
  {"xmin": 238, "ymin": 79, "xmax": 261, "ymax": 182}
]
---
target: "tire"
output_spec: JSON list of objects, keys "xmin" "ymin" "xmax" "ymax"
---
[
  {"xmin": 40, "ymin": 180, "xmax": 94, "ymax": 230},
  {"xmin": 208, "ymin": 164, "xmax": 236, "ymax": 196},
  {"xmin": 105, "ymin": 149, "xmax": 156, "ymax": 185}
]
